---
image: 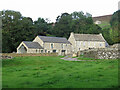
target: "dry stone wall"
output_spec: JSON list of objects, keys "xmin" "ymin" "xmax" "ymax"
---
[
  {"xmin": 97, "ymin": 48, "xmax": 119, "ymax": 59},
  {"xmin": 78, "ymin": 44, "xmax": 120, "ymax": 59},
  {"xmin": 1, "ymin": 53, "xmax": 58, "ymax": 59}
]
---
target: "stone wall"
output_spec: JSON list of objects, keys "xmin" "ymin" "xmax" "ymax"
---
[
  {"xmin": 1, "ymin": 53, "xmax": 58, "ymax": 59},
  {"xmin": 78, "ymin": 44, "xmax": 120, "ymax": 59}
]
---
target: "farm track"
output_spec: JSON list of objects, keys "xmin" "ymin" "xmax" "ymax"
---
[{"xmin": 61, "ymin": 56, "xmax": 96, "ymax": 61}]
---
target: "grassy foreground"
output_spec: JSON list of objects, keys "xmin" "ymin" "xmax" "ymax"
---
[{"xmin": 2, "ymin": 56, "xmax": 118, "ymax": 88}]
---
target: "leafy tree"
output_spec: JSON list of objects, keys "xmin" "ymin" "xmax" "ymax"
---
[
  {"xmin": 34, "ymin": 18, "xmax": 50, "ymax": 36},
  {"xmin": 53, "ymin": 13, "xmax": 73, "ymax": 38},
  {"xmin": 53, "ymin": 11, "xmax": 102, "ymax": 38},
  {"xmin": 102, "ymin": 28, "xmax": 113, "ymax": 45},
  {"xmin": 110, "ymin": 10, "xmax": 120, "ymax": 43},
  {"xmin": 2, "ymin": 10, "xmax": 34, "ymax": 52}
]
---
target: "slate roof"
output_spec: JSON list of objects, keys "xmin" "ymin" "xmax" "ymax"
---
[
  {"xmin": 74, "ymin": 34, "xmax": 105, "ymax": 42},
  {"xmin": 23, "ymin": 41, "xmax": 43, "ymax": 49},
  {"xmin": 38, "ymin": 36, "xmax": 71, "ymax": 44}
]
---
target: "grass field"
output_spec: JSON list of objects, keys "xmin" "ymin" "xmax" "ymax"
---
[
  {"xmin": 2, "ymin": 56, "xmax": 118, "ymax": 88},
  {"xmin": 98, "ymin": 21, "xmax": 111, "ymax": 29}
]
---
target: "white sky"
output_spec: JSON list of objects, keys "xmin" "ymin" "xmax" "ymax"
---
[{"xmin": 0, "ymin": 0, "xmax": 119, "ymax": 22}]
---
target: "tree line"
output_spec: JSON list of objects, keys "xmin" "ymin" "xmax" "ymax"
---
[{"xmin": 1, "ymin": 10, "xmax": 120, "ymax": 53}]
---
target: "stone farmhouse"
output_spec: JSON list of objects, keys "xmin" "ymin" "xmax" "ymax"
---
[
  {"xmin": 17, "ymin": 32, "xmax": 107, "ymax": 55},
  {"xmin": 17, "ymin": 36, "xmax": 72, "ymax": 55},
  {"xmin": 68, "ymin": 32, "xmax": 107, "ymax": 53}
]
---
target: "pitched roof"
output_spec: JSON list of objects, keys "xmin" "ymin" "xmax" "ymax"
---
[
  {"xmin": 23, "ymin": 41, "xmax": 43, "ymax": 49},
  {"xmin": 73, "ymin": 33, "xmax": 105, "ymax": 42},
  {"xmin": 38, "ymin": 36, "xmax": 71, "ymax": 44}
]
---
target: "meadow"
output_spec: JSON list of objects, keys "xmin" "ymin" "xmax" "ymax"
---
[{"xmin": 2, "ymin": 56, "xmax": 118, "ymax": 88}]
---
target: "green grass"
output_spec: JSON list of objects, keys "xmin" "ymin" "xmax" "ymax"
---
[
  {"xmin": 98, "ymin": 21, "xmax": 111, "ymax": 29},
  {"xmin": 2, "ymin": 56, "xmax": 118, "ymax": 88},
  {"xmin": 78, "ymin": 57, "xmax": 95, "ymax": 60}
]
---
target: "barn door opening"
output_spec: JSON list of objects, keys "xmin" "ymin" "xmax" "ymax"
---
[
  {"xmin": 61, "ymin": 50, "xmax": 66, "ymax": 56},
  {"xmin": 18, "ymin": 44, "xmax": 27, "ymax": 53}
]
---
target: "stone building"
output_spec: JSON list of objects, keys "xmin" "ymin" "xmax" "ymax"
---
[
  {"xmin": 68, "ymin": 32, "xmax": 107, "ymax": 53},
  {"xmin": 17, "ymin": 36, "xmax": 72, "ymax": 55},
  {"xmin": 17, "ymin": 41, "xmax": 43, "ymax": 53}
]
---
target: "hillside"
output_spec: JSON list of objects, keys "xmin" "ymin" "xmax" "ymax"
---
[
  {"xmin": 92, "ymin": 14, "xmax": 112, "ymax": 29},
  {"xmin": 92, "ymin": 14, "xmax": 112, "ymax": 23}
]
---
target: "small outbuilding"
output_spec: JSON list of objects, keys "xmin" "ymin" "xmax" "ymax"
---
[{"xmin": 17, "ymin": 41, "xmax": 43, "ymax": 53}]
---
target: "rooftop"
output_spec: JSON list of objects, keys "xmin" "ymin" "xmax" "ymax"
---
[
  {"xmin": 23, "ymin": 41, "xmax": 43, "ymax": 49},
  {"xmin": 38, "ymin": 36, "xmax": 71, "ymax": 44},
  {"xmin": 73, "ymin": 33, "xmax": 105, "ymax": 42}
]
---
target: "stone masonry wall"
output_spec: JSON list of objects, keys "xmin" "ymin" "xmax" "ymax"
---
[
  {"xmin": 78, "ymin": 44, "xmax": 120, "ymax": 59},
  {"xmin": 1, "ymin": 53, "xmax": 58, "ymax": 59}
]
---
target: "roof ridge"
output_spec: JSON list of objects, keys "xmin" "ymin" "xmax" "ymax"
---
[
  {"xmin": 74, "ymin": 33, "xmax": 100, "ymax": 35},
  {"xmin": 23, "ymin": 41, "xmax": 32, "ymax": 42},
  {"xmin": 38, "ymin": 35, "xmax": 66, "ymax": 39},
  {"xmin": 37, "ymin": 35, "xmax": 70, "ymax": 44}
]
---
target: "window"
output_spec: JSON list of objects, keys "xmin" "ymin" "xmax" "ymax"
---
[
  {"xmin": 53, "ymin": 50, "xmax": 56, "ymax": 53},
  {"xmin": 83, "ymin": 42, "xmax": 85, "ymax": 47},
  {"xmin": 41, "ymin": 50, "xmax": 43, "ymax": 53},
  {"xmin": 51, "ymin": 44, "xmax": 53, "ymax": 49},
  {"xmin": 79, "ymin": 42, "xmax": 81, "ymax": 46},
  {"xmin": 61, "ymin": 44, "xmax": 63, "ymax": 48},
  {"xmin": 100, "ymin": 44, "xmax": 102, "ymax": 46},
  {"xmin": 62, "ymin": 50, "xmax": 65, "ymax": 52},
  {"xmin": 36, "ymin": 49, "xmax": 37, "ymax": 53},
  {"xmin": 45, "ymin": 50, "xmax": 47, "ymax": 53}
]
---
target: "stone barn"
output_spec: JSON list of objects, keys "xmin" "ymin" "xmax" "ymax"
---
[
  {"xmin": 17, "ymin": 36, "xmax": 72, "ymax": 55},
  {"xmin": 68, "ymin": 32, "xmax": 108, "ymax": 53},
  {"xmin": 17, "ymin": 41, "xmax": 43, "ymax": 53}
]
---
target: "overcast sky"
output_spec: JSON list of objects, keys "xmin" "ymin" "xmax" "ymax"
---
[{"xmin": 0, "ymin": 0, "xmax": 119, "ymax": 22}]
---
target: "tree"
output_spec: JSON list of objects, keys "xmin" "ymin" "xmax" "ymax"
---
[
  {"xmin": 2, "ymin": 10, "xmax": 34, "ymax": 52},
  {"xmin": 34, "ymin": 18, "xmax": 50, "ymax": 36},
  {"xmin": 53, "ymin": 13, "xmax": 73, "ymax": 38},
  {"xmin": 53, "ymin": 11, "xmax": 102, "ymax": 38},
  {"xmin": 110, "ymin": 10, "xmax": 120, "ymax": 43}
]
